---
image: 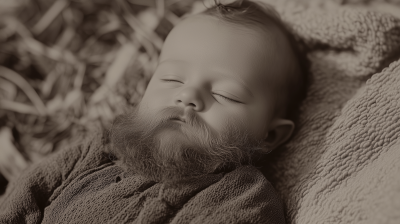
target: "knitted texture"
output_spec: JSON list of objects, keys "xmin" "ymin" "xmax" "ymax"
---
[
  {"xmin": 260, "ymin": 0, "xmax": 400, "ymax": 223},
  {"xmin": 0, "ymin": 134, "xmax": 286, "ymax": 224}
]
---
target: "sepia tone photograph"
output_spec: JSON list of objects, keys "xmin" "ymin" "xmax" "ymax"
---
[{"xmin": 0, "ymin": 0, "xmax": 400, "ymax": 223}]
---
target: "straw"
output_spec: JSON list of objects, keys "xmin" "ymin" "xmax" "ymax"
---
[{"xmin": 0, "ymin": 0, "xmax": 196, "ymax": 184}]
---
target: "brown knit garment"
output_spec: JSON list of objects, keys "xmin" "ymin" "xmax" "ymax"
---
[{"xmin": 0, "ymin": 133, "xmax": 285, "ymax": 224}]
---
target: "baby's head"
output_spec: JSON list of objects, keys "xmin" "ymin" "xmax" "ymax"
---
[
  {"xmin": 142, "ymin": 0, "xmax": 307, "ymax": 149},
  {"xmin": 110, "ymin": 0, "xmax": 308, "ymax": 182}
]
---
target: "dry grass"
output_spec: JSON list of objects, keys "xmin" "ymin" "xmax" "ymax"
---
[{"xmin": 0, "ymin": 0, "xmax": 204, "ymax": 187}]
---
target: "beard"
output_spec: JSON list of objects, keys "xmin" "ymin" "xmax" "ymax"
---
[{"xmin": 108, "ymin": 105, "xmax": 266, "ymax": 184}]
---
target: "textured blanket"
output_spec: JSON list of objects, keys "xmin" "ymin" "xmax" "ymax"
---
[
  {"xmin": 259, "ymin": 0, "xmax": 400, "ymax": 223},
  {"xmin": 0, "ymin": 133, "xmax": 285, "ymax": 224}
]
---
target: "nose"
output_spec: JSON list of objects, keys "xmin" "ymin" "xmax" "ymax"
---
[{"xmin": 175, "ymin": 87, "xmax": 204, "ymax": 111}]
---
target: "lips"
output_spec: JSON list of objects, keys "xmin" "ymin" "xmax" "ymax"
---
[{"xmin": 170, "ymin": 116, "xmax": 186, "ymax": 123}]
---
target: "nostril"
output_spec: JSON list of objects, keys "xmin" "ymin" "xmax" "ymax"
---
[
  {"xmin": 176, "ymin": 99, "xmax": 196, "ymax": 108},
  {"xmin": 115, "ymin": 176, "xmax": 121, "ymax": 183}
]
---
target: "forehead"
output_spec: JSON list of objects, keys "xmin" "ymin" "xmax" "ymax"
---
[{"xmin": 159, "ymin": 15, "xmax": 286, "ymax": 92}]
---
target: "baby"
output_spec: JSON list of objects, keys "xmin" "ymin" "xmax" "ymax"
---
[
  {"xmin": 0, "ymin": 0, "xmax": 307, "ymax": 223},
  {"xmin": 110, "ymin": 0, "xmax": 307, "ymax": 183}
]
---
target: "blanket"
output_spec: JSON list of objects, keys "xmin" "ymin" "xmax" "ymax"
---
[
  {"xmin": 0, "ymin": 133, "xmax": 285, "ymax": 224},
  {"xmin": 259, "ymin": 0, "xmax": 400, "ymax": 223}
]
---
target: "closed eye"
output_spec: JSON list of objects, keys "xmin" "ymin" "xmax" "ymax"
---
[
  {"xmin": 213, "ymin": 93, "xmax": 242, "ymax": 104},
  {"xmin": 161, "ymin": 79, "xmax": 183, "ymax": 83}
]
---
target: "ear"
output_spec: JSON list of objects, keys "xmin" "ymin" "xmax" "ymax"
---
[{"xmin": 263, "ymin": 119, "xmax": 295, "ymax": 152}]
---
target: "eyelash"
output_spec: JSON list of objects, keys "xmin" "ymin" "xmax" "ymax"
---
[
  {"xmin": 213, "ymin": 94, "xmax": 240, "ymax": 103},
  {"xmin": 163, "ymin": 79, "xmax": 183, "ymax": 83},
  {"xmin": 161, "ymin": 79, "xmax": 241, "ymax": 103}
]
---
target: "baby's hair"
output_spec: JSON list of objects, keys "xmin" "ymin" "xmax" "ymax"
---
[{"xmin": 201, "ymin": 0, "xmax": 309, "ymax": 125}]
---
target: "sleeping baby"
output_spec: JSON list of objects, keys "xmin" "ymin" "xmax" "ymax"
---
[{"xmin": 0, "ymin": 0, "xmax": 307, "ymax": 223}]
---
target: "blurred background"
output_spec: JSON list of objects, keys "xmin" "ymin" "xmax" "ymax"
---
[{"xmin": 0, "ymin": 0, "xmax": 208, "ymax": 195}]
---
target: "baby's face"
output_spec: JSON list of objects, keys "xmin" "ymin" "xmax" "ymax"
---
[{"xmin": 139, "ymin": 15, "xmax": 291, "ymax": 141}]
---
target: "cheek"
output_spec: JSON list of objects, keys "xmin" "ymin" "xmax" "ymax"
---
[
  {"xmin": 140, "ymin": 84, "xmax": 171, "ymax": 112},
  {"xmin": 207, "ymin": 104, "xmax": 268, "ymax": 140},
  {"xmin": 247, "ymin": 106, "xmax": 270, "ymax": 139},
  {"xmin": 202, "ymin": 107, "xmax": 248, "ymax": 136}
]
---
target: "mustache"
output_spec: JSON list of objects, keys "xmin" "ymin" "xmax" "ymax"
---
[
  {"xmin": 158, "ymin": 106, "xmax": 201, "ymax": 126},
  {"xmin": 134, "ymin": 106, "xmax": 215, "ymax": 144},
  {"xmin": 150, "ymin": 106, "xmax": 208, "ymax": 129}
]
